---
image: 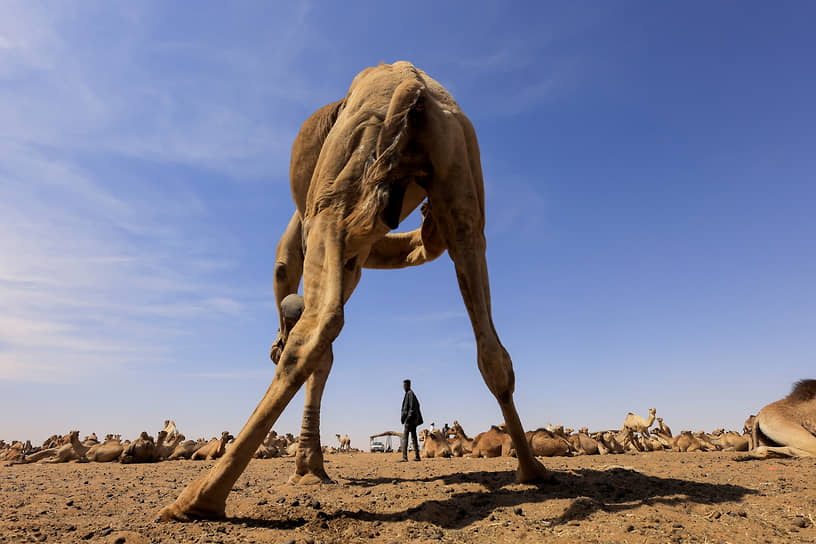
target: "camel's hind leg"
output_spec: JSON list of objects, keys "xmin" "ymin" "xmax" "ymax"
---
[
  {"xmin": 751, "ymin": 413, "xmax": 816, "ymax": 458},
  {"xmin": 429, "ymin": 176, "xmax": 549, "ymax": 484},
  {"xmin": 159, "ymin": 216, "xmax": 349, "ymax": 521},
  {"xmin": 289, "ymin": 346, "xmax": 334, "ymax": 484}
]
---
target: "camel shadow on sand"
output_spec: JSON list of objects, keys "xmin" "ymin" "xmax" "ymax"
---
[{"xmin": 227, "ymin": 467, "xmax": 756, "ymax": 530}]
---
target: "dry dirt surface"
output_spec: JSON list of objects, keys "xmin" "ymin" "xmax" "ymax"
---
[{"xmin": 1, "ymin": 451, "xmax": 815, "ymax": 543}]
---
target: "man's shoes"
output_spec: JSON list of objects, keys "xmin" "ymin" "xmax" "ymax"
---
[
  {"xmin": 397, "ymin": 458, "xmax": 408, "ymax": 463},
  {"xmin": 412, "ymin": 457, "xmax": 421, "ymax": 462}
]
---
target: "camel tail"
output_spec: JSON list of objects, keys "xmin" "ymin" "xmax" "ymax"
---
[
  {"xmin": 345, "ymin": 77, "xmax": 426, "ymax": 235},
  {"xmin": 787, "ymin": 379, "xmax": 816, "ymax": 403}
]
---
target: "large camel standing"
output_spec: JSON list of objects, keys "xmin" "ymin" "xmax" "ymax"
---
[
  {"xmin": 750, "ymin": 379, "xmax": 816, "ymax": 458},
  {"xmin": 160, "ymin": 61, "xmax": 548, "ymax": 521},
  {"xmin": 622, "ymin": 408, "xmax": 656, "ymax": 437},
  {"xmin": 335, "ymin": 434, "xmax": 350, "ymax": 453}
]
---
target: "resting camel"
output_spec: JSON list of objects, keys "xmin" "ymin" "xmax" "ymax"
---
[
  {"xmin": 655, "ymin": 417, "xmax": 672, "ymax": 438},
  {"xmin": 43, "ymin": 430, "xmax": 89, "ymax": 463},
  {"xmin": 469, "ymin": 425, "xmax": 514, "ymax": 458},
  {"xmin": 160, "ymin": 61, "xmax": 548, "ymax": 521},
  {"xmin": 121, "ymin": 432, "xmax": 156, "ymax": 464},
  {"xmin": 750, "ymin": 379, "xmax": 816, "ymax": 458},
  {"xmin": 419, "ymin": 429, "xmax": 453, "ymax": 458},
  {"xmin": 87, "ymin": 435, "xmax": 124, "ymax": 462},
  {"xmin": 710, "ymin": 429, "xmax": 749, "ymax": 452},
  {"xmin": 447, "ymin": 420, "xmax": 473, "ymax": 457},
  {"xmin": 622, "ymin": 408, "xmax": 656, "ymax": 437},
  {"xmin": 169, "ymin": 438, "xmax": 207, "ymax": 461},
  {"xmin": 191, "ymin": 432, "xmax": 234, "ymax": 461},
  {"xmin": 335, "ymin": 434, "xmax": 350, "ymax": 453},
  {"xmin": 568, "ymin": 428, "xmax": 600, "ymax": 455},
  {"xmin": 526, "ymin": 429, "xmax": 571, "ymax": 457}
]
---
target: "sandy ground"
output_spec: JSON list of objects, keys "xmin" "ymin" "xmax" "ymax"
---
[{"xmin": 1, "ymin": 451, "xmax": 815, "ymax": 544}]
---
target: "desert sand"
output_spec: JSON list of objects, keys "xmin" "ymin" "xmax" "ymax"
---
[{"xmin": 1, "ymin": 451, "xmax": 815, "ymax": 543}]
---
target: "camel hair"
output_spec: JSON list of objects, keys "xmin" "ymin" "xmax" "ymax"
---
[
  {"xmin": 750, "ymin": 379, "xmax": 816, "ymax": 458},
  {"xmin": 622, "ymin": 408, "xmax": 656, "ymax": 437},
  {"xmin": 159, "ymin": 61, "xmax": 548, "ymax": 521}
]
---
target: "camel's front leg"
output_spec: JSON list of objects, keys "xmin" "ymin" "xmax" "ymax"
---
[
  {"xmin": 289, "ymin": 347, "xmax": 334, "ymax": 484},
  {"xmin": 159, "ymin": 216, "xmax": 347, "ymax": 521}
]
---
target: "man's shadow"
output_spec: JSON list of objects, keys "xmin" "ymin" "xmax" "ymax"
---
[{"xmin": 228, "ymin": 467, "xmax": 756, "ymax": 530}]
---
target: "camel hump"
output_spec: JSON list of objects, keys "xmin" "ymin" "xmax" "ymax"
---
[{"xmin": 788, "ymin": 379, "xmax": 816, "ymax": 402}]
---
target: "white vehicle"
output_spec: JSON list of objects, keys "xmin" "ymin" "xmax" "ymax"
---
[{"xmin": 370, "ymin": 441, "xmax": 385, "ymax": 453}]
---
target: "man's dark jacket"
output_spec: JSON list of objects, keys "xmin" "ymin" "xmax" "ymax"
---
[{"xmin": 401, "ymin": 389, "xmax": 423, "ymax": 426}]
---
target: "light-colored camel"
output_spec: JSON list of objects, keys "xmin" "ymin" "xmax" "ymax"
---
[
  {"xmin": 163, "ymin": 420, "xmax": 180, "ymax": 441},
  {"xmin": 419, "ymin": 429, "xmax": 453, "ymax": 458},
  {"xmin": 447, "ymin": 420, "xmax": 473, "ymax": 457},
  {"xmin": 335, "ymin": 434, "xmax": 350, "ymax": 453},
  {"xmin": 750, "ymin": 379, "xmax": 816, "ymax": 458},
  {"xmin": 469, "ymin": 425, "xmax": 514, "ymax": 458},
  {"xmin": 191, "ymin": 432, "xmax": 234, "ymax": 461},
  {"xmin": 526, "ymin": 429, "xmax": 571, "ymax": 457},
  {"xmin": 87, "ymin": 436, "xmax": 125, "ymax": 462},
  {"xmin": 710, "ymin": 429, "xmax": 749, "ymax": 452},
  {"xmin": 672, "ymin": 431, "xmax": 703, "ymax": 452},
  {"xmin": 82, "ymin": 433, "xmax": 99, "ymax": 447},
  {"xmin": 161, "ymin": 61, "xmax": 547, "ymax": 521},
  {"xmin": 44, "ymin": 430, "xmax": 89, "ymax": 463},
  {"xmin": 622, "ymin": 408, "xmax": 656, "ymax": 437}
]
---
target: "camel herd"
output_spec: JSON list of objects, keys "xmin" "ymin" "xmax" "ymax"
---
[
  {"xmin": 3, "ymin": 380, "xmax": 815, "ymax": 466},
  {"xmin": 415, "ymin": 414, "xmax": 754, "ymax": 460}
]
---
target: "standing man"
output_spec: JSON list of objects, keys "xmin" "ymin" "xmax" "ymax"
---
[{"xmin": 399, "ymin": 379, "xmax": 423, "ymax": 462}]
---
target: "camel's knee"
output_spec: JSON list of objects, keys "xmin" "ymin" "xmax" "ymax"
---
[
  {"xmin": 274, "ymin": 261, "xmax": 288, "ymax": 282},
  {"xmin": 477, "ymin": 343, "xmax": 515, "ymax": 402}
]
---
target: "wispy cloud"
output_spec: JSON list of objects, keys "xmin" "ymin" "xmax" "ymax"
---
[{"xmin": 0, "ymin": 4, "xmax": 327, "ymax": 382}]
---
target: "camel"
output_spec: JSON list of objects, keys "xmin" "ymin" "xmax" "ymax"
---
[
  {"xmin": 169, "ymin": 438, "xmax": 207, "ymax": 461},
  {"xmin": 191, "ymin": 432, "xmax": 233, "ymax": 461},
  {"xmin": 526, "ymin": 429, "xmax": 571, "ymax": 457},
  {"xmin": 418, "ymin": 429, "xmax": 453, "ymax": 458},
  {"xmin": 672, "ymin": 431, "xmax": 703, "ymax": 452},
  {"xmin": 655, "ymin": 417, "xmax": 672, "ymax": 438},
  {"xmin": 447, "ymin": 420, "xmax": 473, "ymax": 457},
  {"xmin": 743, "ymin": 415, "xmax": 756, "ymax": 436},
  {"xmin": 469, "ymin": 425, "xmax": 514, "ymax": 458},
  {"xmin": 710, "ymin": 429, "xmax": 749, "ymax": 452},
  {"xmin": 154, "ymin": 433, "xmax": 186, "ymax": 461},
  {"xmin": 622, "ymin": 408, "xmax": 656, "ymax": 437},
  {"xmin": 42, "ymin": 430, "xmax": 89, "ymax": 463},
  {"xmin": 160, "ymin": 61, "xmax": 547, "ymax": 521},
  {"xmin": 82, "ymin": 433, "xmax": 99, "ymax": 447},
  {"xmin": 121, "ymin": 432, "xmax": 156, "ymax": 464},
  {"xmin": 568, "ymin": 428, "xmax": 600, "ymax": 455},
  {"xmin": 163, "ymin": 420, "xmax": 180, "ymax": 441},
  {"xmin": 750, "ymin": 379, "xmax": 816, "ymax": 458},
  {"xmin": 335, "ymin": 434, "xmax": 350, "ymax": 453},
  {"xmin": 87, "ymin": 436, "xmax": 125, "ymax": 462}
]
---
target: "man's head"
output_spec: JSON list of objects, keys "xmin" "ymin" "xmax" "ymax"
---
[{"xmin": 403, "ymin": 379, "xmax": 411, "ymax": 392}]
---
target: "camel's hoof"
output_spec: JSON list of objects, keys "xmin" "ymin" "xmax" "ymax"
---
[
  {"xmin": 288, "ymin": 472, "xmax": 334, "ymax": 485},
  {"xmin": 158, "ymin": 500, "xmax": 225, "ymax": 522},
  {"xmin": 517, "ymin": 460, "xmax": 553, "ymax": 484}
]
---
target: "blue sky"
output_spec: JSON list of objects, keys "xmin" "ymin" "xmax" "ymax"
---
[{"xmin": 1, "ymin": 2, "xmax": 814, "ymax": 450}]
